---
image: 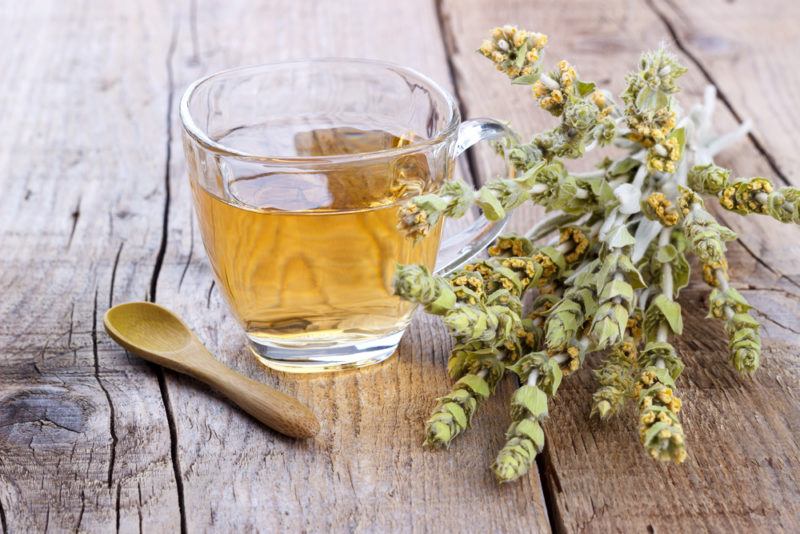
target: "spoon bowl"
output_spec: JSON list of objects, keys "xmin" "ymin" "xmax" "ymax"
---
[
  {"xmin": 104, "ymin": 301, "xmax": 320, "ymax": 439},
  {"xmin": 105, "ymin": 302, "xmax": 193, "ymax": 354}
]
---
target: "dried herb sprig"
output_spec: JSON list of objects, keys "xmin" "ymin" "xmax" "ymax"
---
[{"xmin": 394, "ymin": 26, "xmax": 795, "ymax": 482}]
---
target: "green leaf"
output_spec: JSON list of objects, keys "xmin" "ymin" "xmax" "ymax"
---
[
  {"xmin": 578, "ymin": 288, "xmax": 599, "ymax": 317},
  {"xmin": 643, "ymin": 421, "xmax": 672, "ymax": 447},
  {"xmin": 514, "ymin": 419, "xmax": 545, "ymax": 452},
  {"xmin": 548, "ymin": 359, "xmax": 563, "ymax": 394},
  {"xmin": 413, "ymin": 193, "xmax": 449, "ymax": 212},
  {"xmin": 655, "ymin": 244, "xmax": 677, "ymax": 263},
  {"xmin": 557, "ymin": 312, "xmax": 578, "ymax": 332},
  {"xmin": 513, "ymin": 386, "xmax": 549, "ymax": 419},
  {"xmin": 651, "ymin": 367, "xmax": 675, "ymax": 387},
  {"xmin": 456, "ymin": 374, "xmax": 490, "ymax": 399},
  {"xmin": 718, "ymin": 225, "xmax": 738, "ymax": 241},
  {"xmin": 607, "ymin": 226, "xmax": 636, "ymax": 248},
  {"xmin": 670, "ymin": 127, "xmax": 686, "ymax": 151},
  {"xmin": 443, "ymin": 402, "xmax": 467, "ymax": 429},
  {"xmin": 476, "ymin": 188, "xmax": 506, "ymax": 220},
  {"xmin": 514, "ymin": 42, "xmax": 529, "ymax": 69},
  {"xmin": 597, "ymin": 253, "xmax": 619, "ymax": 289},
  {"xmin": 596, "ymin": 179, "xmax": 617, "ymax": 206},
  {"xmin": 539, "ymin": 246, "xmax": 567, "ymax": 272},
  {"xmin": 618, "ymin": 255, "xmax": 647, "ymax": 289},
  {"xmin": 636, "ymin": 87, "xmax": 669, "ymax": 111},
  {"xmin": 429, "ymin": 289, "xmax": 457, "ymax": 316},
  {"xmin": 447, "ymin": 349, "xmax": 468, "ymax": 380},
  {"xmin": 609, "ymin": 157, "xmax": 641, "ymax": 177},
  {"xmin": 731, "ymin": 312, "xmax": 759, "ymax": 329},
  {"xmin": 613, "ymin": 305, "xmax": 630, "ymax": 330},
  {"xmin": 602, "ymin": 279, "xmax": 634, "ymax": 302},
  {"xmin": 724, "ymin": 287, "xmax": 751, "ymax": 311},
  {"xmin": 672, "ymin": 252, "xmax": 690, "ymax": 294},
  {"xmin": 593, "ymin": 318, "xmax": 621, "ymax": 348},
  {"xmin": 576, "ymin": 80, "xmax": 597, "ymax": 97},
  {"xmin": 512, "ymin": 73, "xmax": 539, "ymax": 85},
  {"xmin": 653, "ymin": 295, "xmax": 683, "ymax": 335}
]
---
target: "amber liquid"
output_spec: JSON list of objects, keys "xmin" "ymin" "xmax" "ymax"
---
[{"xmin": 191, "ymin": 126, "xmax": 444, "ymax": 347}]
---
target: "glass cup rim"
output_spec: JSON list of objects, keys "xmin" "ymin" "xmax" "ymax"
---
[{"xmin": 179, "ymin": 58, "xmax": 461, "ymax": 167}]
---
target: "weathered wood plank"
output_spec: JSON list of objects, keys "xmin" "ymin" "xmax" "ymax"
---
[
  {"xmin": 0, "ymin": 1, "xmax": 182, "ymax": 532},
  {"xmin": 653, "ymin": 0, "xmax": 800, "ymax": 187},
  {"xmin": 147, "ymin": 0, "xmax": 551, "ymax": 532},
  {"xmin": 441, "ymin": 0, "xmax": 800, "ymax": 531}
]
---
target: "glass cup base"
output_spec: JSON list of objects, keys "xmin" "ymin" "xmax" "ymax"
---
[{"xmin": 247, "ymin": 330, "xmax": 404, "ymax": 373}]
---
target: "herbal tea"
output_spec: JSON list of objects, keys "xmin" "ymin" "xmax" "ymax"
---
[{"xmin": 191, "ymin": 127, "xmax": 445, "ymax": 347}]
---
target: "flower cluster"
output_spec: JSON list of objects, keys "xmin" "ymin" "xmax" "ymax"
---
[
  {"xmin": 479, "ymin": 25, "xmax": 547, "ymax": 80},
  {"xmin": 394, "ymin": 26, "xmax": 797, "ymax": 483},
  {"xmin": 532, "ymin": 60, "xmax": 577, "ymax": 115},
  {"xmin": 636, "ymin": 367, "xmax": 686, "ymax": 462}
]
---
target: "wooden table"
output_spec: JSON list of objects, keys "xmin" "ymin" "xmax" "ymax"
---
[{"xmin": 2, "ymin": 1, "xmax": 799, "ymax": 531}]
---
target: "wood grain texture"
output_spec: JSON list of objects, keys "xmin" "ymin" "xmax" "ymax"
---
[
  {"xmin": 440, "ymin": 0, "xmax": 800, "ymax": 531},
  {"xmin": 0, "ymin": 1, "xmax": 181, "ymax": 532},
  {"xmin": 1, "ymin": 0, "xmax": 798, "ymax": 531}
]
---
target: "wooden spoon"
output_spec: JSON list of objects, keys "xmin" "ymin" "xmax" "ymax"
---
[{"xmin": 103, "ymin": 301, "xmax": 319, "ymax": 439}]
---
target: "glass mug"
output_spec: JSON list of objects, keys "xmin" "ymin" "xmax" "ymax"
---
[{"xmin": 180, "ymin": 59, "xmax": 512, "ymax": 372}]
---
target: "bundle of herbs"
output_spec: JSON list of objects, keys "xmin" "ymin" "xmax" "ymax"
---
[{"xmin": 393, "ymin": 26, "xmax": 799, "ymax": 483}]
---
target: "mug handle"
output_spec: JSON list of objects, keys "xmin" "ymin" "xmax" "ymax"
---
[{"xmin": 434, "ymin": 118, "xmax": 517, "ymax": 275}]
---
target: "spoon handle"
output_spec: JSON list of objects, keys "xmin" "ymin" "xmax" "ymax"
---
[{"xmin": 186, "ymin": 354, "xmax": 320, "ymax": 439}]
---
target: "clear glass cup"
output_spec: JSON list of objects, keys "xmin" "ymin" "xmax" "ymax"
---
[{"xmin": 180, "ymin": 59, "xmax": 512, "ymax": 372}]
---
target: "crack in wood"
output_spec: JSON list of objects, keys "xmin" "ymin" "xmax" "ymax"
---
[
  {"xmin": 67, "ymin": 303, "xmax": 75, "ymax": 349},
  {"xmin": 110, "ymin": 241, "xmax": 124, "ymax": 308},
  {"xmin": 149, "ymin": 16, "xmax": 178, "ymax": 303},
  {"xmin": 75, "ymin": 489, "xmax": 86, "ymax": 533},
  {"xmin": 538, "ymin": 441, "xmax": 569, "ymax": 534},
  {"xmin": 92, "ymin": 289, "xmax": 117, "ymax": 488},
  {"xmin": 206, "ymin": 280, "xmax": 215, "ymax": 308},
  {"xmin": 67, "ymin": 195, "xmax": 82, "ymax": 249},
  {"xmin": 647, "ymin": 0, "xmax": 791, "ymax": 186},
  {"xmin": 156, "ymin": 368, "xmax": 186, "ymax": 534},
  {"xmin": 744, "ymin": 285, "xmax": 800, "ymax": 301},
  {"xmin": 536, "ymin": 450, "xmax": 563, "ymax": 534},
  {"xmin": 0, "ymin": 418, "xmax": 81, "ymax": 434},
  {"xmin": 754, "ymin": 309, "xmax": 800, "ymax": 335},
  {"xmin": 149, "ymin": 15, "xmax": 187, "ymax": 534},
  {"xmin": 115, "ymin": 482, "xmax": 122, "ymax": 533},
  {"xmin": 0, "ymin": 495, "xmax": 7, "ymax": 534},
  {"xmin": 178, "ymin": 216, "xmax": 194, "ymax": 290},
  {"xmin": 137, "ymin": 482, "xmax": 143, "ymax": 534}
]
